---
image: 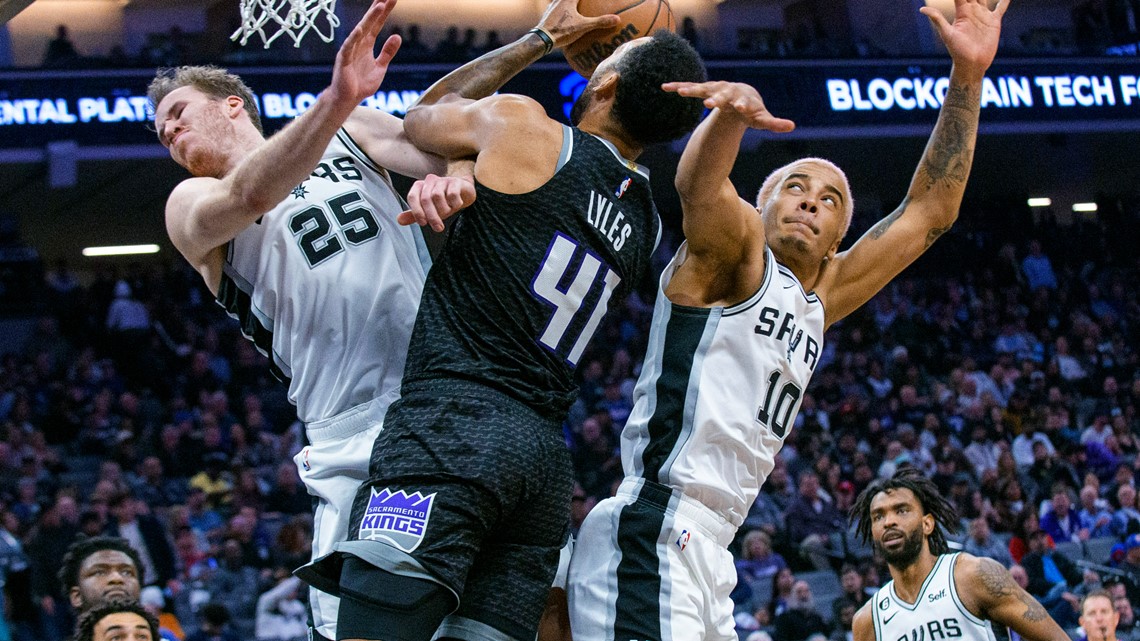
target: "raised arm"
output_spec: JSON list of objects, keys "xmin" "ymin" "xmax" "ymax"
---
[
  {"xmin": 816, "ymin": 0, "xmax": 1009, "ymax": 326},
  {"xmin": 663, "ymin": 81, "xmax": 794, "ymax": 264},
  {"xmin": 165, "ymin": 0, "xmax": 401, "ymax": 275},
  {"xmin": 957, "ymin": 555, "xmax": 1069, "ymax": 641},
  {"xmin": 413, "ymin": 0, "xmax": 619, "ymax": 108}
]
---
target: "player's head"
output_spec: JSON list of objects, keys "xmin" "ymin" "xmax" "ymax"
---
[
  {"xmin": 570, "ymin": 31, "xmax": 706, "ymax": 147},
  {"xmin": 1079, "ymin": 590, "xmax": 1119, "ymax": 641},
  {"xmin": 755, "ymin": 158, "xmax": 853, "ymax": 270},
  {"xmin": 148, "ymin": 66, "xmax": 263, "ymax": 175},
  {"xmin": 75, "ymin": 599, "xmax": 159, "ymax": 641},
  {"xmin": 60, "ymin": 536, "xmax": 144, "ymax": 611},
  {"xmin": 851, "ymin": 467, "xmax": 958, "ymax": 569}
]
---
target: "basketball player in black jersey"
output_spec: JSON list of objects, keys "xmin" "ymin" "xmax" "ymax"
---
[{"xmin": 296, "ymin": 2, "xmax": 708, "ymax": 640}]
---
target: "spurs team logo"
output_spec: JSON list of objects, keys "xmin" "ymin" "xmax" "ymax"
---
[{"xmin": 358, "ymin": 488, "xmax": 436, "ymax": 553}]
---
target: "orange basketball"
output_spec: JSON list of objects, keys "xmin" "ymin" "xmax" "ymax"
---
[{"xmin": 562, "ymin": 0, "xmax": 675, "ymax": 77}]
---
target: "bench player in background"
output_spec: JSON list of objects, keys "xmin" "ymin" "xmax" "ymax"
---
[
  {"xmin": 567, "ymin": 0, "xmax": 1014, "ymax": 639},
  {"xmin": 851, "ymin": 468, "xmax": 1068, "ymax": 641},
  {"xmin": 148, "ymin": 2, "xmax": 474, "ymax": 638}
]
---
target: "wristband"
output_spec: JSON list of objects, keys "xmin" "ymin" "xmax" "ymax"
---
[{"xmin": 528, "ymin": 27, "xmax": 555, "ymax": 56}]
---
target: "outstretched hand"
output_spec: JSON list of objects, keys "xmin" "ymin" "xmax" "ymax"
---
[
  {"xmin": 920, "ymin": 0, "xmax": 1009, "ymax": 80},
  {"xmin": 397, "ymin": 174, "xmax": 476, "ymax": 232},
  {"xmin": 537, "ymin": 0, "xmax": 621, "ymax": 49},
  {"xmin": 662, "ymin": 81, "xmax": 795, "ymax": 133},
  {"xmin": 329, "ymin": 0, "xmax": 402, "ymax": 106}
]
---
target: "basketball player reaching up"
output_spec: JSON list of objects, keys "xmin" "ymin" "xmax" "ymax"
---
[
  {"xmin": 149, "ymin": 2, "xmax": 474, "ymax": 639},
  {"xmin": 296, "ymin": 7, "xmax": 709, "ymax": 641},
  {"xmin": 851, "ymin": 468, "xmax": 1068, "ymax": 641},
  {"xmin": 566, "ymin": 1, "xmax": 1010, "ymax": 640}
]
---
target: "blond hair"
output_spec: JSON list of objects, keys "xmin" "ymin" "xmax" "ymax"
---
[
  {"xmin": 148, "ymin": 65, "xmax": 263, "ymax": 134},
  {"xmin": 755, "ymin": 157, "xmax": 854, "ymax": 242}
]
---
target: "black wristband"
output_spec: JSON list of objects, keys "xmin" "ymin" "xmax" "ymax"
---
[{"xmin": 528, "ymin": 27, "xmax": 554, "ymax": 56}]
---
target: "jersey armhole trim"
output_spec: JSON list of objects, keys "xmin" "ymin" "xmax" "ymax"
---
[
  {"xmin": 336, "ymin": 128, "xmax": 390, "ymax": 180},
  {"xmin": 556, "ymin": 124, "xmax": 574, "ymax": 172},
  {"xmin": 948, "ymin": 553, "xmax": 987, "ymax": 626},
  {"xmin": 722, "ymin": 244, "xmax": 775, "ymax": 317}
]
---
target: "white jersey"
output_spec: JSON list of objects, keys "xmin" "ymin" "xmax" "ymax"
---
[
  {"xmin": 871, "ymin": 553, "xmax": 998, "ymax": 641},
  {"xmin": 620, "ymin": 243, "xmax": 824, "ymax": 527},
  {"xmin": 217, "ymin": 129, "xmax": 430, "ymax": 424}
]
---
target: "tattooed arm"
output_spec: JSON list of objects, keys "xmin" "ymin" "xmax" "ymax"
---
[
  {"xmin": 815, "ymin": 0, "xmax": 1010, "ymax": 327},
  {"xmin": 955, "ymin": 555, "xmax": 1069, "ymax": 641},
  {"xmin": 412, "ymin": 0, "xmax": 618, "ymax": 108}
]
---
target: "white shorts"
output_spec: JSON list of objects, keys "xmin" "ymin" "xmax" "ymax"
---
[
  {"xmin": 294, "ymin": 396, "xmax": 389, "ymax": 640},
  {"xmin": 567, "ymin": 478, "xmax": 738, "ymax": 641}
]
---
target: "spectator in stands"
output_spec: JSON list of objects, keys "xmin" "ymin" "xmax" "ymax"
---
[
  {"xmin": 1119, "ymin": 535, "xmax": 1140, "ymax": 605},
  {"xmin": 736, "ymin": 530, "xmax": 788, "ymax": 588},
  {"xmin": 254, "ymin": 569, "xmax": 307, "ymax": 641},
  {"xmin": 773, "ymin": 579, "xmax": 829, "ymax": 641},
  {"xmin": 768, "ymin": 567, "xmax": 795, "ymax": 619},
  {"xmin": 183, "ymin": 603, "xmax": 239, "ymax": 641},
  {"xmin": 1041, "ymin": 483, "xmax": 1086, "ymax": 543},
  {"xmin": 138, "ymin": 586, "xmax": 180, "ymax": 641},
  {"xmin": 963, "ymin": 517, "xmax": 1013, "ymax": 566},
  {"xmin": 786, "ymin": 470, "xmax": 845, "ymax": 570},
  {"xmin": 1079, "ymin": 484, "xmax": 1116, "ymax": 538},
  {"xmin": 1112, "ymin": 485, "xmax": 1140, "ymax": 537},
  {"xmin": 27, "ymin": 495, "xmax": 80, "ymax": 641},
  {"xmin": 42, "ymin": 25, "xmax": 80, "ymax": 68},
  {"xmin": 831, "ymin": 564, "xmax": 868, "ymax": 623},
  {"xmin": 964, "ymin": 424, "xmax": 1001, "ymax": 477},
  {"xmin": 1022, "ymin": 240, "xmax": 1058, "ymax": 291},
  {"xmin": 74, "ymin": 599, "xmax": 159, "ymax": 641},
  {"xmin": 1113, "ymin": 590, "xmax": 1139, "ymax": 641},
  {"xmin": 104, "ymin": 494, "xmax": 176, "ymax": 588},
  {"xmin": 1022, "ymin": 530, "xmax": 1082, "ymax": 628},
  {"xmin": 130, "ymin": 456, "xmax": 184, "ymax": 509}
]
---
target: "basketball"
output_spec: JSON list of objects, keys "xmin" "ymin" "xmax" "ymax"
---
[{"xmin": 562, "ymin": 0, "xmax": 675, "ymax": 77}]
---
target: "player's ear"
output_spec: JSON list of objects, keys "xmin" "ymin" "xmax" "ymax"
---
[
  {"xmin": 922, "ymin": 513, "xmax": 935, "ymax": 536},
  {"xmin": 592, "ymin": 71, "xmax": 619, "ymax": 100},
  {"xmin": 225, "ymin": 95, "xmax": 245, "ymax": 118}
]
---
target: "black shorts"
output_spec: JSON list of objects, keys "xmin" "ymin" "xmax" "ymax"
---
[{"xmin": 349, "ymin": 379, "xmax": 573, "ymax": 640}]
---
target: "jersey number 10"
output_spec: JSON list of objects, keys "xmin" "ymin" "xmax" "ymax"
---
[
  {"xmin": 758, "ymin": 370, "xmax": 802, "ymax": 439},
  {"xmin": 531, "ymin": 233, "xmax": 621, "ymax": 367}
]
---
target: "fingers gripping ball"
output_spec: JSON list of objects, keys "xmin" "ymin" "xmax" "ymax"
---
[{"xmin": 563, "ymin": 0, "xmax": 675, "ymax": 77}]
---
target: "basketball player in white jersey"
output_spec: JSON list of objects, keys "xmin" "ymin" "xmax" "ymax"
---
[
  {"xmin": 148, "ymin": 2, "xmax": 474, "ymax": 638},
  {"xmin": 566, "ymin": 0, "xmax": 1011, "ymax": 639},
  {"xmin": 851, "ymin": 468, "xmax": 1068, "ymax": 641}
]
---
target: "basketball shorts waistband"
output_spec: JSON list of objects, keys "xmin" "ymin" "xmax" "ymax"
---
[
  {"xmin": 617, "ymin": 478, "xmax": 737, "ymax": 547},
  {"xmin": 304, "ymin": 390, "xmax": 398, "ymax": 444}
]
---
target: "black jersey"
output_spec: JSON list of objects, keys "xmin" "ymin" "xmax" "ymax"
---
[{"xmin": 401, "ymin": 125, "xmax": 660, "ymax": 420}]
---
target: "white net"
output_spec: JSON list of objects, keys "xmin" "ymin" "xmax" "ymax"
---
[{"xmin": 231, "ymin": 0, "xmax": 341, "ymax": 48}]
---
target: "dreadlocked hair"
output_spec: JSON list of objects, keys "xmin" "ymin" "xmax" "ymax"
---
[{"xmin": 849, "ymin": 466, "xmax": 959, "ymax": 556}]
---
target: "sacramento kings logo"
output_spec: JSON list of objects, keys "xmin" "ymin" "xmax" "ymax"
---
[{"xmin": 358, "ymin": 488, "xmax": 436, "ymax": 553}]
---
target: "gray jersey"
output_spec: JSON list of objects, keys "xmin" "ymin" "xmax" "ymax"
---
[
  {"xmin": 621, "ymin": 243, "xmax": 825, "ymax": 526},
  {"xmin": 217, "ymin": 129, "xmax": 430, "ymax": 424},
  {"xmin": 871, "ymin": 553, "xmax": 998, "ymax": 641}
]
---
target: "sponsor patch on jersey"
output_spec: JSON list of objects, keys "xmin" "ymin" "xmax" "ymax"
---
[
  {"xmin": 675, "ymin": 529, "xmax": 691, "ymax": 552},
  {"xmin": 358, "ymin": 488, "xmax": 436, "ymax": 552},
  {"xmin": 615, "ymin": 176, "xmax": 632, "ymax": 199}
]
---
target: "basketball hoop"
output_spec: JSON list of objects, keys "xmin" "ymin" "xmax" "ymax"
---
[{"xmin": 231, "ymin": 0, "xmax": 341, "ymax": 48}]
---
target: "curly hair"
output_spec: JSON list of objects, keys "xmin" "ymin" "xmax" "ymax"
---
[
  {"xmin": 147, "ymin": 65, "xmax": 263, "ymax": 134},
  {"xmin": 74, "ymin": 599, "xmax": 159, "ymax": 641},
  {"xmin": 59, "ymin": 536, "xmax": 144, "ymax": 596},
  {"xmin": 849, "ymin": 467, "xmax": 959, "ymax": 556},
  {"xmin": 611, "ymin": 30, "xmax": 707, "ymax": 146}
]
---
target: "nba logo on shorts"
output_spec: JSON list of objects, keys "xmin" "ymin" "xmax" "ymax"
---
[
  {"xmin": 301, "ymin": 447, "xmax": 311, "ymax": 471},
  {"xmin": 675, "ymin": 529, "xmax": 690, "ymax": 551},
  {"xmin": 358, "ymin": 488, "xmax": 436, "ymax": 553}
]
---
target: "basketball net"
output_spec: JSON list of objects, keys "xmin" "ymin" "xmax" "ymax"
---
[{"xmin": 231, "ymin": 0, "xmax": 341, "ymax": 48}]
